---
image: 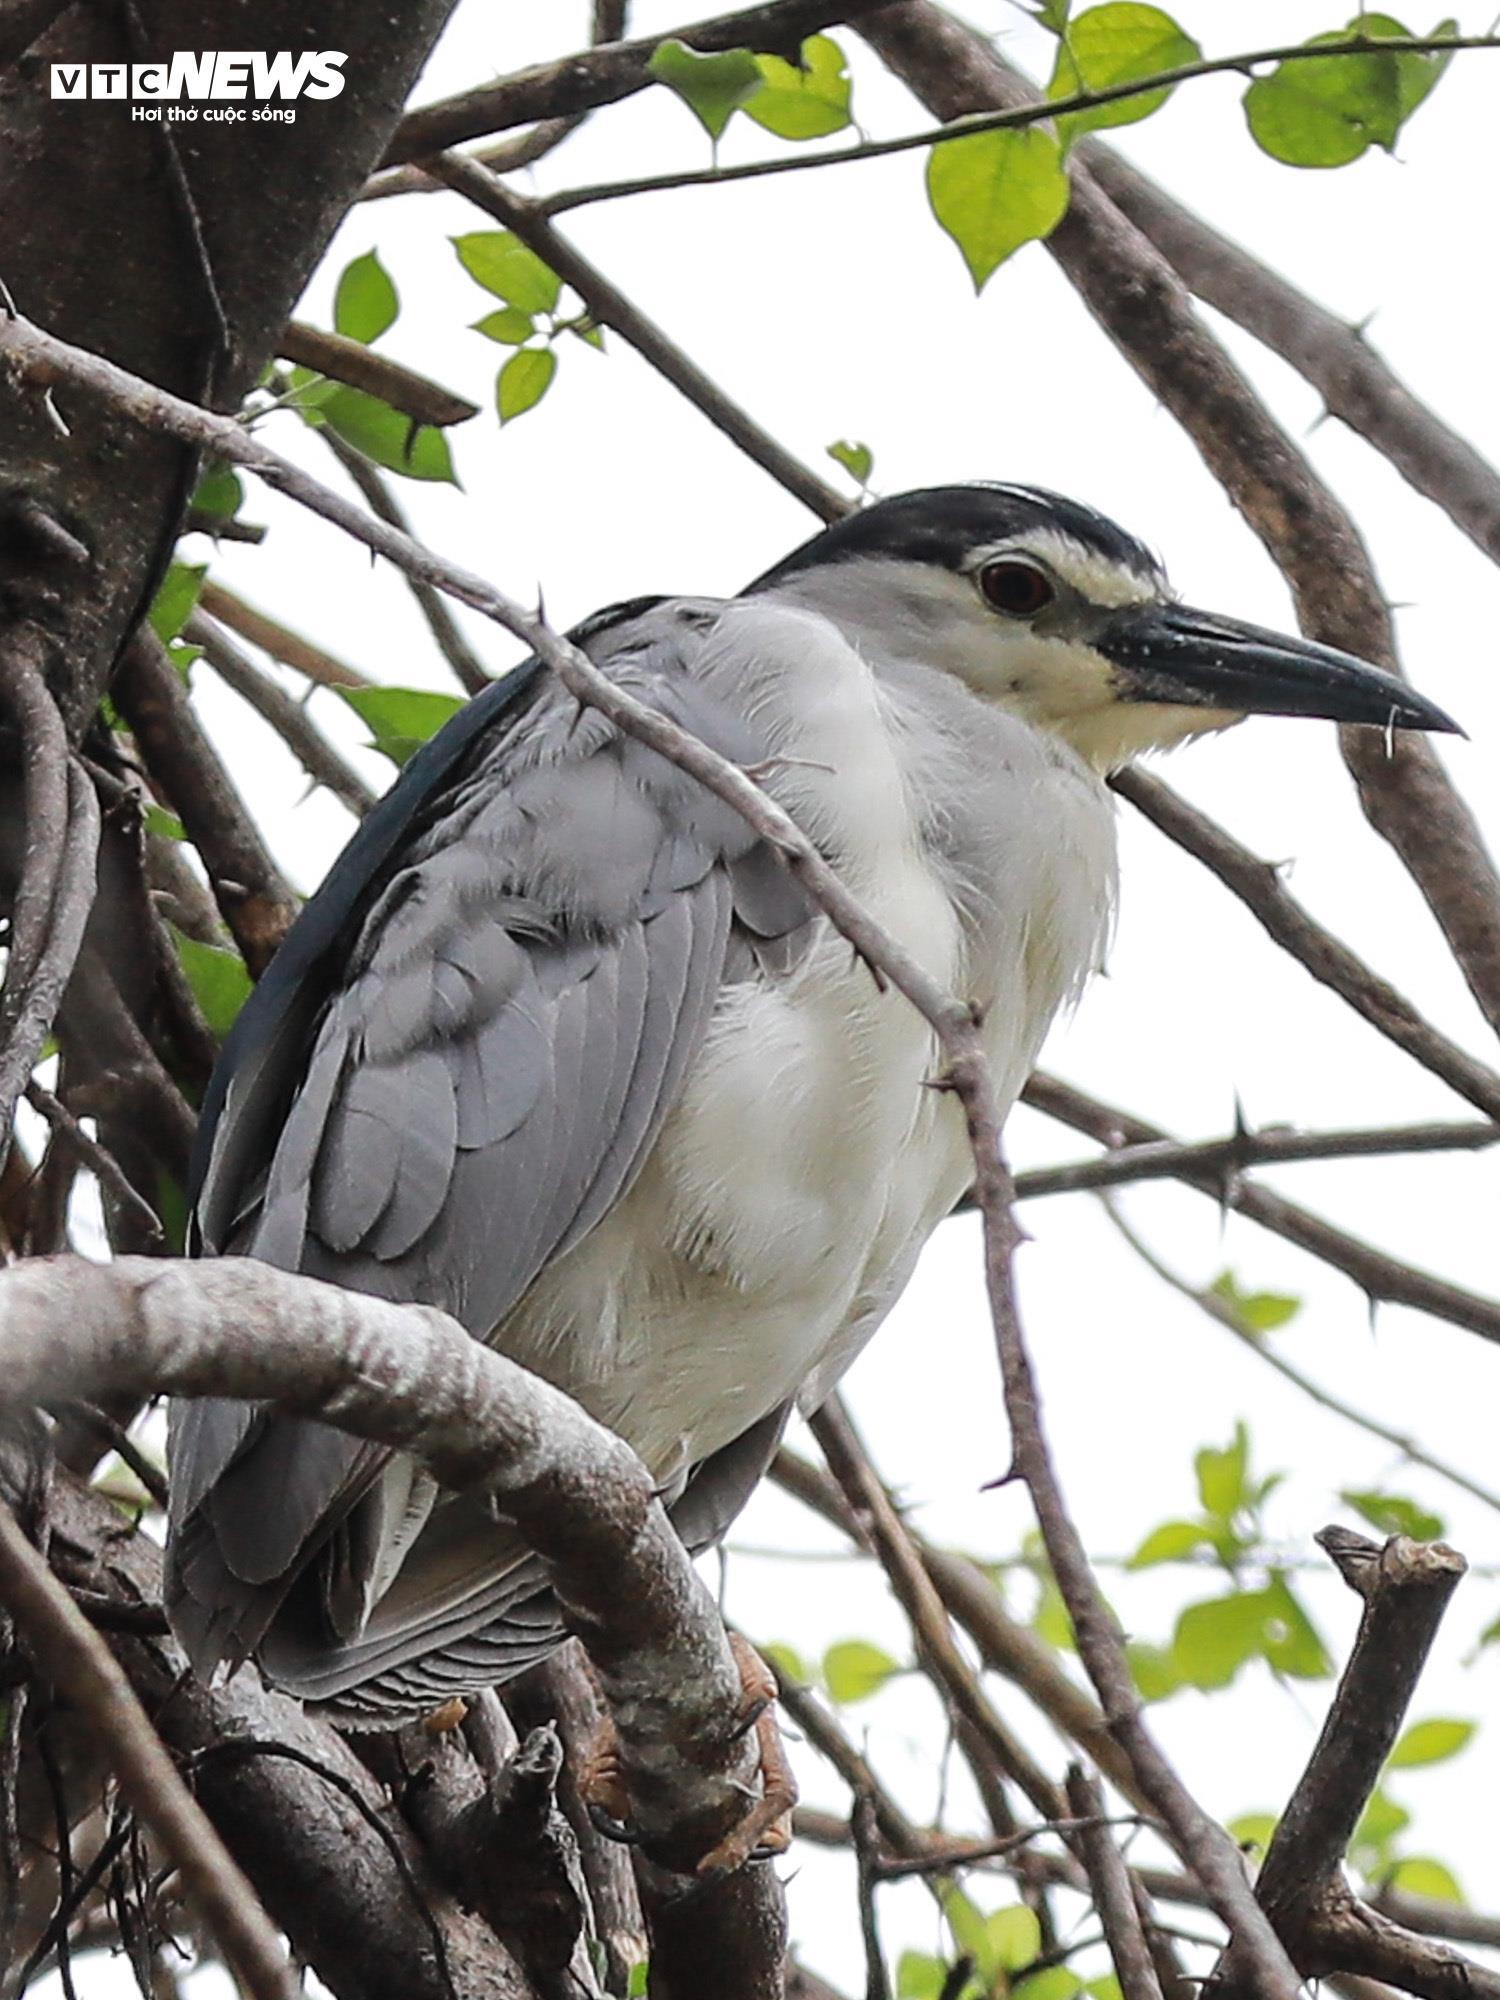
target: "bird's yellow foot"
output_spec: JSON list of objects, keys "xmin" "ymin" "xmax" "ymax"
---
[{"xmin": 578, "ymin": 1633, "xmax": 797, "ymax": 1875}]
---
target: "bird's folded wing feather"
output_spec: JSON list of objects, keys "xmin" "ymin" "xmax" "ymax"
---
[{"xmin": 166, "ymin": 601, "xmax": 812, "ymax": 1677}]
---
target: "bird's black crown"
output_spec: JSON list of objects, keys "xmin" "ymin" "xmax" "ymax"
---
[{"xmin": 746, "ymin": 483, "xmax": 1162, "ymax": 594}]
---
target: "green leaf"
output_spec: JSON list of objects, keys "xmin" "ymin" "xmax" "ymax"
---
[
  {"xmin": 822, "ymin": 1638, "xmax": 900, "ymax": 1704},
  {"xmin": 986, "ymin": 1904, "xmax": 1043, "ymax": 1974},
  {"xmin": 927, "ymin": 127, "xmax": 1069, "ymax": 291},
  {"xmin": 149, "ymin": 561, "xmax": 206, "ymax": 645},
  {"xmin": 1125, "ymin": 1639, "xmax": 1179, "ymax": 1702},
  {"xmin": 1228, "ymin": 1811, "xmax": 1279, "ymax": 1853},
  {"xmin": 190, "ymin": 463, "xmax": 243, "ymax": 521},
  {"xmin": 473, "ymin": 305, "xmax": 535, "ymax": 346},
  {"xmin": 1244, "ymin": 16, "xmax": 1457, "ymax": 169},
  {"xmin": 897, "ymin": 1953, "xmax": 951, "ymax": 2000},
  {"xmin": 143, "ymin": 804, "xmax": 186, "ymax": 842},
  {"xmin": 1127, "ymin": 1519, "xmax": 1214, "ymax": 1569},
  {"xmin": 1389, "ymin": 1718, "xmax": 1476, "ymax": 1769},
  {"xmin": 1048, "ymin": 3, "xmax": 1201, "ymax": 147},
  {"xmin": 627, "ymin": 1960, "xmax": 650, "ymax": 1999},
  {"xmin": 940, "ymin": 1885, "xmax": 990, "ymax": 1970},
  {"xmin": 1036, "ymin": 0, "xmax": 1072, "ymax": 29},
  {"xmin": 827, "ymin": 438, "xmax": 874, "ymax": 486},
  {"xmin": 1340, "ymin": 1490, "xmax": 1445, "ymax": 1544},
  {"xmin": 744, "ymin": 35, "xmax": 852, "ymax": 140},
  {"xmin": 176, "ymin": 936, "xmax": 252, "ymax": 1040},
  {"xmin": 453, "ymin": 232, "xmax": 562, "ymax": 315},
  {"xmin": 1210, "ymin": 1270, "xmax": 1301, "ymax": 1333},
  {"xmin": 1390, "ymin": 1856, "xmax": 1465, "ymax": 1903},
  {"xmin": 334, "ymin": 249, "xmax": 399, "ymax": 344},
  {"xmin": 1259, "ymin": 1574, "xmax": 1330, "ymax": 1680},
  {"xmin": 1195, "ymin": 1423, "xmax": 1249, "ymax": 1522},
  {"xmin": 568, "ymin": 317, "xmax": 605, "ymax": 351},
  {"xmin": 497, "ymin": 347, "xmax": 558, "ymax": 424},
  {"xmin": 336, "ymin": 685, "xmax": 465, "ymax": 767},
  {"xmin": 761, "ymin": 1641, "xmax": 810, "ymax": 1685},
  {"xmin": 1171, "ymin": 1590, "xmax": 1270, "ymax": 1691},
  {"xmin": 1014, "ymin": 1970, "xmax": 1082, "ymax": 2000},
  {"xmin": 1085, "ymin": 1980, "xmax": 1122, "ymax": 2000},
  {"xmin": 321, "ymin": 386, "xmax": 457, "ymax": 484},
  {"xmin": 648, "ymin": 38, "xmax": 763, "ymax": 140},
  {"xmin": 1352, "ymin": 1786, "xmax": 1410, "ymax": 1862}
]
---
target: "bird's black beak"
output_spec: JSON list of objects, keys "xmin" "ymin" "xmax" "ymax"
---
[{"xmin": 1096, "ymin": 602, "xmax": 1461, "ymax": 735}]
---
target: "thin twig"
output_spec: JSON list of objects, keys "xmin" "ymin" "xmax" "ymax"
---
[
  {"xmin": 318, "ymin": 428, "xmax": 492, "ymax": 694},
  {"xmin": 196, "ymin": 582, "xmax": 372, "ymax": 690},
  {"xmin": 536, "ymin": 33, "xmax": 1500, "ymax": 218},
  {"xmin": 187, "ymin": 613, "xmax": 377, "ymax": 819},
  {"xmin": 1025, "ymin": 1072, "xmax": 1500, "ymax": 1345},
  {"xmin": 0, "ymin": 1500, "xmax": 295, "ymax": 1999},
  {"xmin": 1112, "ymin": 769, "xmax": 1500, "ymax": 1123},
  {"xmin": 276, "ymin": 323, "xmax": 478, "ymax": 428},
  {"xmin": 1098, "ymin": 1199, "xmax": 1500, "ymax": 1521},
  {"xmin": 431, "ymin": 158, "xmax": 850, "ymax": 525},
  {"xmin": 1015, "ymin": 1117, "xmax": 1500, "ymax": 1201},
  {"xmin": 23, "ymin": 1081, "xmax": 167, "ymax": 1248}
]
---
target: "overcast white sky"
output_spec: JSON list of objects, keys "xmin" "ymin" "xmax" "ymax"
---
[{"xmin": 43, "ymin": 2, "xmax": 1500, "ymax": 1992}]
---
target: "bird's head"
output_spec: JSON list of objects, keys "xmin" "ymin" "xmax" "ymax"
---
[{"xmin": 746, "ymin": 484, "xmax": 1458, "ymax": 770}]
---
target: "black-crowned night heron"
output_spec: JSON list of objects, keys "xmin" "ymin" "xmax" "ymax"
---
[{"xmin": 166, "ymin": 484, "xmax": 1454, "ymax": 1724}]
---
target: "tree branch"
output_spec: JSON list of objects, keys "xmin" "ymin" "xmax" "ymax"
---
[
  {"xmin": 188, "ymin": 612, "xmax": 377, "ymax": 820},
  {"xmin": 1112, "ymin": 769, "xmax": 1500, "ymax": 1123},
  {"xmin": 381, "ymin": 0, "xmax": 894, "ymax": 165},
  {"xmin": 0, "ymin": 1498, "xmax": 295, "ymax": 2000},
  {"xmin": 1024, "ymin": 1073, "xmax": 1500, "ymax": 1345},
  {"xmin": 858, "ymin": 1, "xmax": 1500, "ymax": 1042},
  {"xmin": 1217, "ymin": 1530, "xmax": 1485, "ymax": 2000},
  {"xmin": 197, "ymin": 581, "xmax": 373, "ymax": 690},
  {"xmin": 276, "ymin": 323, "xmax": 479, "ymax": 430},
  {"xmin": 430, "ymin": 159, "xmax": 850, "ymax": 524},
  {"xmin": 1084, "ymin": 147, "xmax": 1500, "ymax": 572}
]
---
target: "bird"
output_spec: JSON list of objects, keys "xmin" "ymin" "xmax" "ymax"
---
[{"xmin": 165, "ymin": 482, "xmax": 1455, "ymax": 1730}]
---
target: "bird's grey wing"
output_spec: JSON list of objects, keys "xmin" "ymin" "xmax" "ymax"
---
[{"xmin": 166, "ymin": 602, "xmax": 812, "ymax": 1682}]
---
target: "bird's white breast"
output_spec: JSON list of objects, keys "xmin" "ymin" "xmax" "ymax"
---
[{"xmin": 504, "ymin": 600, "xmax": 1117, "ymax": 1484}]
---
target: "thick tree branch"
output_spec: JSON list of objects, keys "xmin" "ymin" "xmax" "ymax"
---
[
  {"xmin": 1083, "ymin": 148, "xmax": 1500, "ymax": 572},
  {"xmin": 1218, "ymin": 1530, "xmax": 1483, "ymax": 2000},
  {"xmin": 0, "ymin": 1255, "xmax": 771, "ymax": 1883}
]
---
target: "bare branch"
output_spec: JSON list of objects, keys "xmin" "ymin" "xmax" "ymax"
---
[
  {"xmin": 0, "ymin": 1255, "xmax": 768, "ymax": 1881},
  {"xmin": 0, "ymin": 1498, "xmax": 295, "ymax": 2000},
  {"xmin": 22, "ymin": 1081, "xmax": 166, "ymax": 1249},
  {"xmin": 319, "ymin": 426, "xmax": 493, "ymax": 694},
  {"xmin": 188, "ymin": 612, "xmax": 377, "ymax": 819},
  {"xmin": 1015, "ymin": 1118, "xmax": 1500, "ymax": 1201},
  {"xmin": 1025, "ymin": 1073, "xmax": 1500, "ymax": 1346},
  {"xmin": 431, "ymin": 159, "xmax": 850, "ymax": 525},
  {"xmin": 1112, "ymin": 769, "xmax": 1500, "ymax": 1123},
  {"xmin": 1084, "ymin": 148, "xmax": 1500, "ymax": 571},
  {"xmin": 197, "ymin": 581, "xmax": 373, "ymax": 690},
  {"xmin": 1066, "ymin": 1768, "xmax": 1163, "ymax": 2000},
  {"xmin": 859, "ymin": 1, "xmax": 1500, "ymax": 1042},
  {"xmin": 113, "ymin": 627, "xmax": 299, "ymax": 978},
  {"xmin": 276, "ymin": 322, "xmax": 479, "ymax": 429},
  {"xmin": 1099, "ymin": 1199, "xmax": 1500, "ymax": 1522},
  {"xmin": 1217, "ymin": 1531, "xmax": 1486, "ymax": 2000},
  {"xmin": 381, "ymin": 0, "xmax": 895, "ymax": 165}
]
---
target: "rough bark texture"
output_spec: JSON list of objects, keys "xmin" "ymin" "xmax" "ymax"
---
[{"xmin": 0, "ymin": 0, "xmax": 458, "ymax": 741}]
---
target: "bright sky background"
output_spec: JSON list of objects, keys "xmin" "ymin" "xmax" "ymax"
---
[{"xmin": 41, "ymin": 2, "xmax": 1500, "ymax": 1992}]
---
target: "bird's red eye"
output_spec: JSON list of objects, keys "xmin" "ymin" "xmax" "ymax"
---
[{"xmin": 978, "ymin": 559, "xmax": 1054, "ymax": 618}]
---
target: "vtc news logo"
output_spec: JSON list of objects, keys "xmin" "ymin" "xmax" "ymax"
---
[{"xmin": 50, "ymin": 51, "xmax": 347, "ymax": 121}]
